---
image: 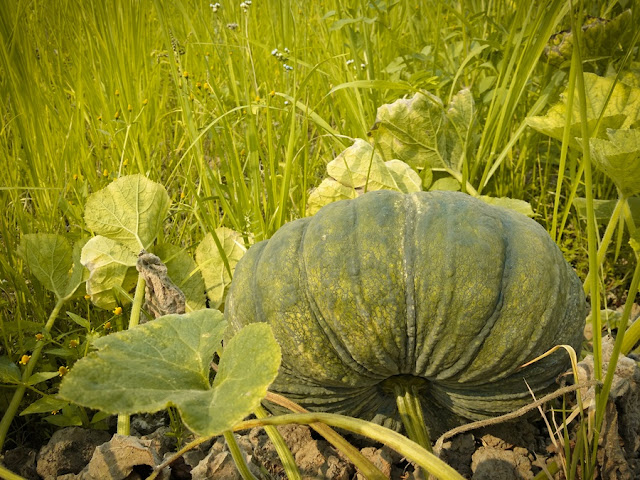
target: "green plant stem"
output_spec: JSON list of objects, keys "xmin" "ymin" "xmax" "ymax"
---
[
  {"xmin": 234, "ymin": 412, "xmax": 465, "ymax": 480},
  {"xmin": 0, "ymin": 464, "xmax": 28, "ymax": 480},
  {"xmin": 223, "ymin": 431, "xmax": 259, "ymax": 480},
  {"xmin": 392, "ymin": 382, "xmax": 432, "ymax": 452},
  {"xmin": 600, "ymin": 252, "xmax": 640, "ymax": 405},
  {"xmin": 117, "ymin": 273, "xmax": 146, "ymax": 436},
  {"xmin": 0, "ymin": 297, "xmax": 65, "ymax": 450},
  {"xmin": 531, "ymin": 460, "xmax": 560, "ymax": 480},
  {"xmin": 550, "ymin": 53, "xmax": 577, "ymax": 244},
  {"xmin": 572, "ymin": 2, "xmax": 601, "ymax": 386},
  {"xmin": 583, "ymin": 195, "xmax": 626, "ymax": 295},
  {"xmin": 254, "ymin": 406, "xmax": 302, "ymax": 480}
]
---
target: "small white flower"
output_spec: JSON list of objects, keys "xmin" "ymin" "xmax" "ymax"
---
[
  {"xmin": 284, "ymin": 47, "xmax": 290, "ymax": 54},
  {"xmin": 284, "ymin": 100, "xmax": 290, "ymax": 105},
  {"xmin": 210, "ymin": 2, "xmax": 221, "ymax": 12},
  {"xmin": 346, "ymin": 59, "xmax": 354, "ymax": 65},
  {"xmin": 361, "ymin": 63, "xmax": 366, "ymax": 69},
  {"xmin": 227, "ymin": 22, "xmax": 238, "ymax": 30},
  {"xmin": 271, "ymin": 48, "xmax": 278, "ymax": 56}
]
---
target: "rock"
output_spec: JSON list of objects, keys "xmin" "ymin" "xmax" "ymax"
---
[
  {"xmin": 356, "ymin": 446, "xmax": 394, "ymax": 479},
  {"xmin": 471, "ymin": 446, "xmax": 533, "ymax": 480},
  {"xmin": 2, "ymin": 447, "xmax": 39, "ymax": 480},
  {"xmin": 36, "ymin": 427, "xmax": 111, "ymax": 479},
  {"xmin": 79, "ymin": 434, "xmax": 169, "ymax": 480},
  {"xmin": 191, "ymin": 435, "xmax": 260, "ymax": 480},
  {"xmin": 439, "ymin": 433, "xmax": 475, "ymax": 478}
]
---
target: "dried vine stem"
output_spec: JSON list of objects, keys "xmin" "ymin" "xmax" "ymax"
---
[{"xmin": 433, "ymin": 379, "xmax": 602, "ymax": 455}]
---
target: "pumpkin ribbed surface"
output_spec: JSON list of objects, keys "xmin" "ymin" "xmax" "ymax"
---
[{"xmin": 225, "ymin": 191, "xmax": 585, "ymax": 433}]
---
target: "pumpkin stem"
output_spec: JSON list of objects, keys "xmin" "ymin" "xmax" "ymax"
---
[{"xmin": 388, "ymin": 378, "xmax": 433, "ymax": 453}]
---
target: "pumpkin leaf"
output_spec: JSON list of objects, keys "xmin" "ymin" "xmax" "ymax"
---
[
  {"xmin": 326, "ymin": 139, "xmax": 398, "ymax": 190},
  {"xmin": 195, "ymin": 228, "xmax": 247, "ymax": 309},
  {"xmin": 429, "ymin": 177, "xmax": 460, "ymax": 191},
  {"xmin": 385, "ymin": 160, "xmax": 422, "ymax": 193},
  {"xmin": 479, "ymin": 196, "xmax": 535, "ymax": 217},
  {"xmin": 573, "ymin": 196, "xmax": 640, "ymax": 224},
  {"xmin": 81, "ymin": 175, "xmax": 171, "ymax": 310},
  {"xmin": 526, "ymin": 73, "xmax": 640, "ymax": 146},
  {"xmin": 307, "ymin": 178, "xmax": 359, "ymax": 216},
  {"xmin": 307, "ymin": 140, "xmax": 421, "ymax": 215},
  {"xmin": 84, "ymin": 174, "xmax": 170, "ymax": 253},
  {"xmin": 588, "ymin": 129, "xmax": 640, "ymax": 196},
  {"xmin": 17, "ymin": 234, "xmax": 86, "ymax": 301},
  {"xmin": 372, "ymin": 91, "xmax": 449, "ymax": 171},
  {"xmin": 544, "ymin": 10, "xmax": 633, "ymax": 67},
  {"xmin": 80, "ymin": 236, "xmax": 138, "ymax": 310},
  {"xmin": 155, "ymin": 244, "xmax": 206, "ymax": 312},
  {"xmin": 0, "ymin": 356, "xmax": 21, "ymax": 384},
  {"xmin": 58, "ymin": 310, "xmax": 280, "ymax": 437}
]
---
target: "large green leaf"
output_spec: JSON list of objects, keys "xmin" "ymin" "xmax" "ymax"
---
[
  {"xmin": 306, "ymin": 139, "xmax": 421, "ymax": 215},
  {"xmin": 17, "ymin": 234, "xmax": 86, "ymax": 301},
  {"xmin": 326, "ymin": 138, "xmax": 398, "ymax": 190},
  {"xmin": 544, "ymin": 10, "xmax": 633, "ymax": 67},
  {"xmin": 307, "ymin": 179, "xmax": 358, "ymax": 216},
  {"xmin": 372, "ymin": 91, "xmax": 448, "ymax": 171},
  {"xmin": 80, "ymin": 236, "xmax": 138, "ymax": 310},
  {"xmin": 370, "ymin": 89, "xmax": 476, "ymax": 177},
  {"xmin": 195, "ymin": 228, "xmax": 247, "ymax": 309},
  {"xmin": 526, "ymin": 73, "xmax": 640, "ymax": 146},
  {"xmin": 84, "ymin": 174, "xmax": 170, "ymax": 253},
  {"xmin": 479, "ymin": 196, "xmax": 535, "ymax": 217},
  {"xmin": 573, "ymin": 196, "xmax": 640, "ymax": 224},
  {"xmin": 58, "ymin": 310, "xmax": 281, "ymax": 437},
  {"xmin": 589, "ymin": 129, "xmax": 640, "ymax": 197},
  {"xmin": 154, "ymin": 244, "xmax": 206, "ymax": 312}
]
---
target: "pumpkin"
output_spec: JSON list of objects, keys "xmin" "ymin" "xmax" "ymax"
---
[{"xmin": 225, "ymin": 191, "xmax": 585, "ymax": 436}]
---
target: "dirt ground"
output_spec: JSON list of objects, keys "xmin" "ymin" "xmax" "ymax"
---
[{"xmin": 2, "ymin": 336, "xmax": 639, "ymax": 480}]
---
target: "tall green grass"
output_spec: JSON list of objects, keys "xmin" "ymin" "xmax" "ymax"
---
[{"xmin": 0, "ymin": 0, "xmax": 637, "ymax": 477}]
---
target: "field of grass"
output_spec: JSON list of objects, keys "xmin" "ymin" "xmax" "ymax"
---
[{"xmin": 1, "ymin": 0, "xmax": 639, "ymax": 479}]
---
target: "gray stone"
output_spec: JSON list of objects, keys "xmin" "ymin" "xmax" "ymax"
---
[{"xmin": 36, "ymin": 427, "xmax": 111, "ymax": 479}]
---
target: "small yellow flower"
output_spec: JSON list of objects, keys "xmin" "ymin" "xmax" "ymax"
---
[
  {"xmin": 104, "ymin": 321, "xmax": 112, "ymax": 331},
  {"xmin": 123, "ymin": 158, "xmax": 129, "ymax": 166},
  {"xmin": 115, "ymin": 89, "xmax": 120, "ymax": 96},
  {"xmin": 69, "ymin": 339, "xmax": 79, "ymax": 348},
  {"xmin": 35, "ymin": 333, "xmax": 44, "ymax": 341},
  {"xmin": 97, "ymin": 115, "xmax": 102, "ymax": 121},
  {"xmin": 51, "ymin": 410, "xmax": 59, "ymax": 415},
  {"xmin": 196, "ymin": 82, "xmax": 202, "ymax": 89},
  {"xmin": 254, "ymin": 95, "xmax": 260, "ymax": 102},
  {"xmin": 113, "ymin": 306, "xmax": 123, "ymax": 316},
  {"xmin": 143, "ymin": 98, "xmax": 148, "ymax": 106},
  {"xmin": 189, "ymin": 93, "xmax": 194, "ymax": 101},
  {"xmin": 103, "ymin": 169, "xmax": 109, "ymax": 177},
  {"xmin": 84, "ymin": 294, "xmax": 91, "ymax": 300},
  {"xmin": 180, "ymin": 191, "xmax": 185, "ymax": 199},
  {"xmin": 73, "ymin": 173, "xmax": 79, "ymax": 181},
  {"xmin": 269, "ymin": 90, "xmax": 276, "ymax": 97},
  {"xmin": 240, "ymin": 148, "xmax": 246, "ymax": 156},
  {"xmin": 114, "ymin": 111, "xmax": 120, "ymax": 120},
  {"xmin": 183, "ymin": 70, "xmax": 189, "ymax": 79},
  {"xmin": 19, "ymin": 355, "xmax": 31, "ymax": 365},
  {"xmin": 127, "ymin": 104, "xmax": 132, "ymax": 112},
  {"xmin": 58, "ymin": 366, "xmax": 69, "ymax": 377}
]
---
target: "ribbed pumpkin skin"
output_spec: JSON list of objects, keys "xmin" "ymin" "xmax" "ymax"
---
[{"xmin": 225, "ymin": 191, "xmax": 585, "ymax": 433}]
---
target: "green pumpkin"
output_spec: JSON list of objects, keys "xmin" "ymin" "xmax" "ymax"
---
[{"xmin": 225, "ymin": 191, "xmax": 585, "ymax": 435}]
